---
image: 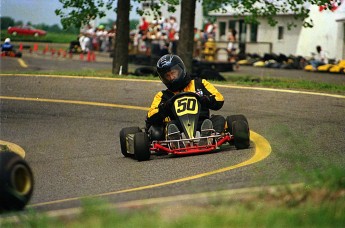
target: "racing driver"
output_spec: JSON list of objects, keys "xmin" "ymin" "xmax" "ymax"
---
[{"xmin": 146, "ymin": 54, "xmax": 226, "ymax": 146}]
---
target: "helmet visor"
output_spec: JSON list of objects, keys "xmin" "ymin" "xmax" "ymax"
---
[{"xmin": 160, "ymin": 64, "xmax": 183, "ymax": 84}]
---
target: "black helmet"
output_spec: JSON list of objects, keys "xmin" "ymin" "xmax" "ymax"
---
[{"xmin": 156, "ymin": 54, "xmax": 191, "ymax": 92}]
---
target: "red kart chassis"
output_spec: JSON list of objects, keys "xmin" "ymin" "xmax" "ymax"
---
[{"xmin": 150, "ymin": 132, "xmax": 233, "ymax": 155}]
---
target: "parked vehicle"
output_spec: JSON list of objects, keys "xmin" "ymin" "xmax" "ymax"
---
[{"xmin": 7, "ymin": 26, "xmax": 47, "ymax": 37}]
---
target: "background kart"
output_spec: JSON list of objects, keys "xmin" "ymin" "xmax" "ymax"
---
[
  {"xmin": 120, "ymin": 92, "xmax": 250, "ymax": 161},
  {"xmin": 1, "ymin": 51, "xmax": 22, "ymax": 58}
]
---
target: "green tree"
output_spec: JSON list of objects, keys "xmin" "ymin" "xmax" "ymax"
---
[
  {"xmin": 112, "ymin": 0, "xmax": 130, "ymax": 74},
  {"xmin": 0, "ymin": 17, "xmax": 15, "ymax": 30},
  {"xmin": 177, "ymin": 0, "xmax": 196, "ymax": 72}
]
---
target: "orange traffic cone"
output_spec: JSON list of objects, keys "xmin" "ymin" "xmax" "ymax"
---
[
  {"xmin": 91, "ymin": 52, "xmax": 96, "ymax": 61},
  {"xmin": 33, "ymin": 43, "xmax": 38, "ymax": 52},
  {"xmin": 87, "ymin": 51, "xmax": 91, "ymax": 62},
  {"xmin": 43, "ymin": 44, "xmax": 49, "ymax": 54},
  {"xmin": 80, "ymin": 53, "xmax": 84, "ymax": 60}
]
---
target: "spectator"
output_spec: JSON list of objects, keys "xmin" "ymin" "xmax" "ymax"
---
[
  {"xmin": 168, "ymin": 28, "xmax": 178, "ymax": 54},
  {"xmin": 227, "ymin": 29, "xmax": 239, "ymax": 69},
  {"xmin": 79, "ymin": 33, "xmax": 91, "ymax": 53},
  {"xmin": 96, "ymin": 25, "xmax": 108, "ymax": 52},
  {"xmin": 139, "ymin": 17, "xmax": 150, "ymax": 33},
  {"xmin": 193, "ymin": 28, "xmax": 202, "ymax": 59},
  {"xmin": 310, "ymin": 45, "xmax": 327, "ymax": 70},
  {"xmin": 169, "ymin": 16, "xmax": 179, "ymax": 32},
  {"xmin": 107, "ymin": 23, "xmax": 116, "ymax": 52}
]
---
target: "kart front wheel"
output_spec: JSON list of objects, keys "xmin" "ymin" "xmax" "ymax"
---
[
  {"xmin": 0, "ymin": 152, "xmax": 34, "ymax": 211},
  {"xmin": 120, "ymin": 127, "xmax": 141, "ymax": 157},
  {"xmin": 233, "ymin": 120, "xmax": 250, "ymax": 149},
  {"xmin": 134, "ymin": 132, "xmax": 150, "ymax": 161}
]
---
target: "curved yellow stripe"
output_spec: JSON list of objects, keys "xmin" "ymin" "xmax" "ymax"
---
[
  {"xmin": 0, "ymin": 140, "xmax": 26, "ymax": 158},
  {"xmin": 30, "ymin": 130, "xmax": 271, "ymax": 207},
  {"xmin": 0, "ymin": 94, "xmax": 271, "ymax": 208}
]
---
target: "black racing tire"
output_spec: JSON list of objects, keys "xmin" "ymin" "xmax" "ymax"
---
[
  {"xmin": 0, "ymin": 152, "xmax": 34, "ymax": 212},
  {"xmin": 134, "ymin": 132, "xmax": 150, "ymax": 161},
  {"xmin": 120, "ymin": 127, "xmax": 141, "ymax": 157},
  {"xmin": 233, "ymin": 120, "xmax": 250, "ymax": 149},
  {"xmin": 226, "ymin": 114, "xmax": 248, "ymax": 135}
]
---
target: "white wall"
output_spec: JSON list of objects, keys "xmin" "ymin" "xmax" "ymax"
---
[
  {"xmin": 296, "ymin": 5, "xmax": 345, "ymax": 60},
  {"xmin": 257, "ymin": 16, "xmax": 303, "ymax": 56}
]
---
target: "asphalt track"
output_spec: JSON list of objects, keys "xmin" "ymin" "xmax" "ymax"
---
[{"xmin": 0, "ymin": 56, "xmax": 345, "ymax": 213}]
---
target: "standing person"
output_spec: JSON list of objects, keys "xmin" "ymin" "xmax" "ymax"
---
[
  {"xmin": 193, "ymin": 28, "xmax": 202, "ymax": 59},
  {"xmin": 227, "ymin": 29, "xmax": 239, "ymax": 69},
  {"xmin": 146, "ymin": 54, "xmax": 226, "ymax": 147},
  {"xmin": 310, "ymin": 45, "xmax": 327, "ymax": 70},
  {"xmin": 107, "ymin": 23, "xmax": 116, "ymax": 52},
  {"xmin": 79, "ymin": 33, "xmax": 91, "ymax": 53},
  {"xmin": 139, "ymin": 17, "xmax": 150, "ymax": 33},
  {"xmin": 168, "ymin": 28, "xmax": 178, "ymax": 54}
]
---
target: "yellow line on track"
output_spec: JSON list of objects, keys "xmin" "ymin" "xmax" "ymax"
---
[
  {"xmin": 0, "ymin": 140, "xmax": 26, "ymax": 158},
  {"xmin": 17, "ymin": 59, "xmax": 28, "ymax": 68},
  {"xmin": 0, "ymin": 83, "xmax": 272, "ymax": 208},
  {"xmin": 29, "ymin": 130, "xmax": 271, "ymax": 207}
]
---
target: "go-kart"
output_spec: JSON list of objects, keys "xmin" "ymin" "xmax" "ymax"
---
[
  {"xmin": 0, "ymin": 150, "xmax": 34, "ymax": 212},
  {"xmin": 1, "ymin": 51, "xmax": 22, "ymax": 58},
  {"xmin": 120, "ymin": 92, "xmax": 250, "ymax": 161}
]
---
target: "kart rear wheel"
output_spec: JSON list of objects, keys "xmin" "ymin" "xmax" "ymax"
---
[
  {"xmin": 226, "ymin": 115, "xmax": 248, "ymax": 135},
  {"xmin": 134, "ymin": 132, "xmax": 150, "ymax": 161},
  {"xmin": 0, "ymin": 152, "xmax": 34, "ymax": 211},
  {"xmin": 233, "ymin": 120, "xmax": 250, "ymax": 149},
  {"xmin": 120, "ymin": 127, "xmax": 141, "ymax": 157}
]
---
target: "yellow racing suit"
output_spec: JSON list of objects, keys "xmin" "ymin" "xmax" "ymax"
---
[{"xmin": 146, "ymin": 77, "xmax": 224, "ymax": 130}]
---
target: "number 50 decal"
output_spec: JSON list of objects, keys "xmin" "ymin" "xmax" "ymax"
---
[{"xmin": 174, "ymin": 96, "xmax": 199, "ymax": 116}]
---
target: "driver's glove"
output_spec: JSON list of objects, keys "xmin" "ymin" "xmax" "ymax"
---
[
  {"xmin": 200, "ymin": 95, "xmax": 211, "ymax": 108},
  {"xmin": 158, "ymin": 100, "xmax": 171, "ymax": 116}
]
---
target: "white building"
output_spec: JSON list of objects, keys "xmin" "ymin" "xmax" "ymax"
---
[{"xmin": 210, "ymin": 3, "xmax": 345, "ymax": 60}]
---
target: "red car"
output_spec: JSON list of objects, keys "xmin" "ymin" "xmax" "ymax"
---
[{"xmin": 7, "ymin": 26, "xmax": 47, "ymax": 37}]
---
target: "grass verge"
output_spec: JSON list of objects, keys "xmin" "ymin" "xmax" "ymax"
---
[
  {"xmin": 1, "ymin": 30, "xmax": 77, "ymax": 43},
  {"xmin": 1, "ymin": 166, "xmax": 344, "ymax": 227},
  {"xmin": 222, "ymin": 74, "xmax": 345, "ymax": 94}
]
